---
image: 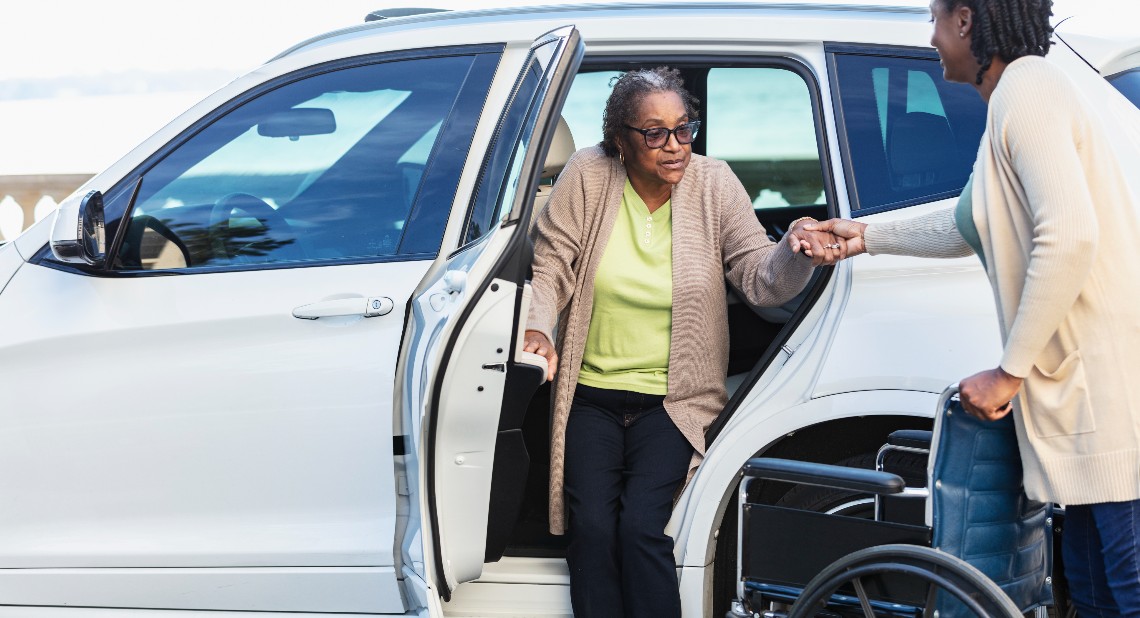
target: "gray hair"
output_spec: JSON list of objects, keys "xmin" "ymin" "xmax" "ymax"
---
[{"xmin": 600, "ymin": 67, "xmax": 700, "ymax": 157}]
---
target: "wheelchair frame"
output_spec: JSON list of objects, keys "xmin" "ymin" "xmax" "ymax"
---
[{"xmin": 729, "ymin": 384, "xmax": 1056, "ymax": 618}]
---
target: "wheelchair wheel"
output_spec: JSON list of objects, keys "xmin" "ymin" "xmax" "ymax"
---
[{"xmin": 787, "ymin": 544, "xmax": 1022, "ymax": 618}]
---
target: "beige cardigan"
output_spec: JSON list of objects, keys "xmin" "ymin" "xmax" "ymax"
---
[
  {"xmin": 866, "ymin": 56, "xmax": 1140, "ymax": 506},
  {"xmin": 528, "ymin": 147, "xmax": 813, "ymax": 534}
]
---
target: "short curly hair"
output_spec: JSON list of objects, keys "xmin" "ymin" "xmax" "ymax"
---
[
  {"xmin": 600, "ymin": 67, "xmax": 700, "ymax": 158},
  {"xmin": 938, "ymin": 0, "xmax": 1053, "ymax": 84}
]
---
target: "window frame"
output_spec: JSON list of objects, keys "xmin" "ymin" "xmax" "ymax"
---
[
  {"xmin": 566, "ymin": 54, "xmax": 840, "ymax": 217},
  {"xmin": 455, "ymin": 45, "xmax": 547, "ymax": 254},
  {"xmin": 826, "ymin": 43, "xmax": 983, "ymax": 217},
  {"xmin": 32, "ymin": 44, "xmax": 504, "ymax": 278}
]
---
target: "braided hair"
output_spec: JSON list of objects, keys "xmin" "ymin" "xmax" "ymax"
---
[
  {"xmin": 600, "ymin": 67, "xmax": 700, "ymax": 158},
  {"xmin": 941, "ymin": 0, "xmax": 1054, "ymax": 84}
]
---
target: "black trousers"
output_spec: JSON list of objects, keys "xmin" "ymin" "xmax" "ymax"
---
[{"xmin": 564, "ymin": 383, "xmax": 693, "ymax": 618}]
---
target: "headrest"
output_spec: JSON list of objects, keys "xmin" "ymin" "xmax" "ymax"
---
[{"xmin": 542, "ymin": 116, "xmax": 576, "ymax": 179}]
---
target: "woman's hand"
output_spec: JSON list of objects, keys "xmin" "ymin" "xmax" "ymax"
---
[
  {"xmin": 523, "ymin": 329, "xmax": 559, "ymax": 381},
  {"xmin": 787, "ymin": 219, "xmax": 848, "ymax": 266},
  {"xmin": 959, "ymin": 367, "xmax": 1024, "ymax": 421},
  {"xmin": 803, "ymin": 219, "xmax": 868, "ymax": 257}
]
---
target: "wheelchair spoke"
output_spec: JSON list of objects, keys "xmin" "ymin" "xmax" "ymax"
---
[
  {"xmin": 922, "ymin": 580, "xmax": 937, "ymax": 617},
  {"xmin": 852, "ymin": 576, "xmax": 876, "ymax": 618}
]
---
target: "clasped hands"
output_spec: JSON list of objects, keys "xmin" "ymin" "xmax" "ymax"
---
[{"xmin": 785, "ymin": 218, "xmax": 868, "ymax": 266}]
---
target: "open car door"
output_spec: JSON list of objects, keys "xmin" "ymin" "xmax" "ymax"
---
[{"xmin": 398, "ymin": 25, "xmax": 582, "ymax": 601}]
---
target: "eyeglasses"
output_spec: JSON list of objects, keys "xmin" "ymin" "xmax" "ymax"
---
[{"xmin": 624, "ymin": 120, "xmax": 701, "ymax": 149}]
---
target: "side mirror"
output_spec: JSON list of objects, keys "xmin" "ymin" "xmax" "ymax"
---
[
  {"xmin": 257, "ymin": 107, "xmax": 336, "ymax": 140},
  {"xmin": 50, "ymin": 190, "xmax": 106, "ymax": 266}
]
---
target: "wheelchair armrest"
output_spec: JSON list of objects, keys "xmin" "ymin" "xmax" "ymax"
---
[
  {"xmin": 887, "ymin": 429, "xmax": 933, "ymax": 450},
  {"xmin": 742, "ymin": 458, "xmax": 906, "ymax": 495}
]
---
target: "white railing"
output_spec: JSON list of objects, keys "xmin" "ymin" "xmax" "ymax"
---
[{"xmin": 0, "ymin": 174, "xmax": 92, "ymax": 242}]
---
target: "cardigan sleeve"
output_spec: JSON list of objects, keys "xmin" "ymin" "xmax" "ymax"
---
[
  {"xmin": 717, "ymin": 160, "xmax": 813, "ymax": 306},
  {"xmin": 992, "ymin": 68, "xmax": 1099, "ymax": 378},
  {"xmin": 864, "ymin": 208, "xmax": 975, "ymax": 258},
  {"xmin": 526, "ymin": 151, "xmax": 590, "ymax": 343}
]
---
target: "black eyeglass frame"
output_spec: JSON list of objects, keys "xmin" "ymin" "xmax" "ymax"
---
[{"xmin": 623, "ymin": 120, "xmax": 701, "ymax": 149}]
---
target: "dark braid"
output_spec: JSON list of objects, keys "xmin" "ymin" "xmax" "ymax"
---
[
  {"xmin": 600, "ymin": 67, "xmax": 700, "ymax": 158},
  {"xmin": 942, "ymin": 0, "xmax": 1054, "ymax": 84}
]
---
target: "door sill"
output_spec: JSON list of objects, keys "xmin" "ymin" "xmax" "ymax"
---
[{"xmin": 443, "ymin": 557, "xmax": 570, "ymax": 617}]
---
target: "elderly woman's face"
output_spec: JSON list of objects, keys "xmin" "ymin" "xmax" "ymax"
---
[{"xmin": 621, "ymin": 90, "xmax": 692, "ymax": 188}]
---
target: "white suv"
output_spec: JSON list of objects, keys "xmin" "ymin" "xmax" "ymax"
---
[{"xmin": 0, "ymin": 2, "xmax": 1135, "ymax": 617}]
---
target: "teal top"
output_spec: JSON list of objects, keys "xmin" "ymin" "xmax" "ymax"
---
[
  {"xmin": 954, "ymin": 175, "xmax": 986, "ymax": 269},
  {"xmin": 578, "ymin": 180, "xmax": 672, "ymax": 395}
]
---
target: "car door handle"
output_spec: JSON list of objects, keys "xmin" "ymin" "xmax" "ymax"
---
[{"xmin": 293, "ymin": 296, "xmax": 393, "ymax": 319}]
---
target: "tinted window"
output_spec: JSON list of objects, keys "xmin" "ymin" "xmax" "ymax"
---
[
  {"xmin": 706, "ymin": 67, "xmax": 825, "ymax": 209},
  {"xmin": 833, "ymin": 53, "xmax": 986, "ymax": 214},
  {"xmin": 1109, "ymin": 69, "xmax": 1140, "ymax": 109},
  {"xmin": 463, "ymin": 63, "xmax": 541, "ymax": 246},
  {"xmin": 462, "ymin": 36, "xmax": 575, "ymax": 247},
  {"xmin": 113, "ymin": 54, "xmax": 486, "ymax": 271}
]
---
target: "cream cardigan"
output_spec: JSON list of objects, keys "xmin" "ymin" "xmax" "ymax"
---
[
  {"xmin": 866, "ymin": 56, "xmax": 1140, "ymax": 506},
  {"xmin": 528, "ymin": 147, "xmax": 813, "ymax": 534}
]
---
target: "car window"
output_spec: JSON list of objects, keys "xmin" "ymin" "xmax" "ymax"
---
[
  {"xmin": 561, "ymin": 70, "xmax": 620, "ymax": 152},
  {"xmin": 462, "ymin": 60, "xmax": 543, "ymax": 247},
  {"xmin": 706, "ymin": 67, "xmax": 825, "ymax": 209},
  {"xmin": 833, "ymin": 52, "xmax": 986, "ymax": 215},
  {"xmin": 461, "ymin": 41, "xmax": 594, "ymax": 248},
  {"xmin": 1109, "ymin": 69, "xmax": 1140, "ymax": 109},
  {"xmin": 113, "ymin": 54, "xmax": 489, "ymax": 271}
]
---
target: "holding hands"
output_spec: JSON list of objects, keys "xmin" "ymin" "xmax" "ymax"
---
[
  {"xmin": 785, "ymin": 218, "xmax": 869, "ymax": 265},
  {"xmin": 793, "ymin": 218, "xmax": 1027, "ymax": 423}
]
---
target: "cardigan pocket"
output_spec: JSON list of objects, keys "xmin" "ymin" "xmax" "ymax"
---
[{"xmin": 1023, "ymin": 350, "xmax": 1096, "ymax": 438}]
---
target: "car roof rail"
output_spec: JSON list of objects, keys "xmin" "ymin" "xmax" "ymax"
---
[{"xmin": 364, "ymin": 7, "xmax": 449, "ymax": 22}]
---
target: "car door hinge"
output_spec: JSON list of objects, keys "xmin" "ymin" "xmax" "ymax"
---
[
  {"xmin": 396, "ymin": 472, "xmax": 410, "ymax": 496},
  {"xmin": 782, "ymin": 343, "xmax": 797, "ymax": 356},
  {"xmin": 482, "ymin": 363, "xmax": 506, "ymax": 372}
]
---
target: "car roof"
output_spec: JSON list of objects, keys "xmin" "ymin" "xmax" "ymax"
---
[
  {"xmin": 272, "ymin": 1, "xmax": 931, "ymax": 62},
  {"xmin": 273, "ymin": 0, "xmax": 1138, "ymax": 77},
  {"xmin": 1052, "ymin": 1, "xmax": 1140, "ymax": 76}
]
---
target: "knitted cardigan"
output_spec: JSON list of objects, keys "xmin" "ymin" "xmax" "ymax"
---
[
  {"xmin": 865, "ymin": 56, "xmax": 1140, "ymax": 506},
  {"xmin": 528, "ymin": 146, "xmax": 813, "ymax": 534}
]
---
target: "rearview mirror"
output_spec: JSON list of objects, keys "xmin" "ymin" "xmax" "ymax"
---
[
  {"xmin": 50, "ymin": 190, "xmax": 106, "ymax": 266},
  {"xmin": 257, "ymin": 108, "xmax": 336, "ymax": 140}
]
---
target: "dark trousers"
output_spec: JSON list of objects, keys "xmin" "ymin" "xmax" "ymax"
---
[
  {"xmin": 563, "ymin": 383, "xmax": 693, "ymax": 618},
  {"xmin": 1063, "ymin": 499, "xmax": 1140, "ymax": 617}
]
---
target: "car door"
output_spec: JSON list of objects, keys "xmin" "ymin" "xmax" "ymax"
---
[
  {"xmin": 397, "ymin": 25, "xmax": 582, "ymax": 601},
  {"xmin": 0, "ymin": 49, "xmax": 499, "ymax": 613}
]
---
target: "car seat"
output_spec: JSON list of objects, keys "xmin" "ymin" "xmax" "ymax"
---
[{"xmin": 531, "ymin": 116, "xmax": 576, "ymax": 228}]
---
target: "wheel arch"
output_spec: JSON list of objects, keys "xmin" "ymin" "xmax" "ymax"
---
[{"xmin": 672, "ymin": 389, "xmax": 938, "ymax": 614}]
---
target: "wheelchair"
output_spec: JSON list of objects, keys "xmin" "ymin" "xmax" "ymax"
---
[{"xmin": 729, "ymin": 385, "xmax": 1066, "ymax": 618}]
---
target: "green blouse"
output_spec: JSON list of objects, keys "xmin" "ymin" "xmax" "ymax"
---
[
  {"xmin": 954, "ymin": 174, "xmax": 986, "ymax": 268},
  {"xmin": 577, "ymin": 180, "xmax": 673, "ymax": 395}
]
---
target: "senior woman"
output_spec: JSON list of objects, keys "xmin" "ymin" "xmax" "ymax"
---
[
  {"xmin": 522, "ymin": 67, "xmax": 839, "ymax": 617},
  {"xmin": 803, "ymin": 0, "xmax": 1140, "ymax": 614}
]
